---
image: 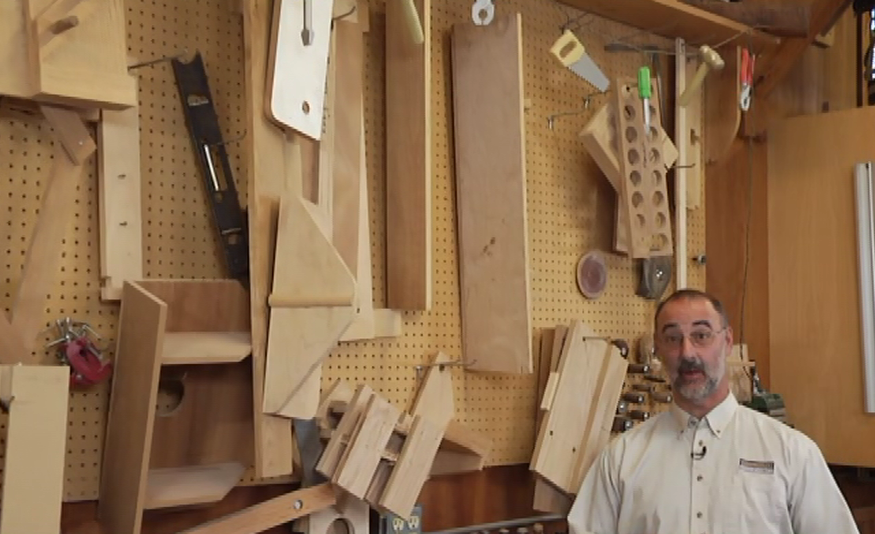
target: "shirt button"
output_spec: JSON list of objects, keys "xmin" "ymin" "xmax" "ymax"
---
[
  {"xmin": 697, "ymin": 474, "xmax": 703, "ymax": 481},
  {"xmin": 697, "ymin": 512, "xmax": 703, "ymax": 519}
]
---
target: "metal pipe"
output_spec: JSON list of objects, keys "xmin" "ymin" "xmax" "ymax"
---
[{"xmin": 424, "ymin": 514, "xmax": 565, "ymax": 534}]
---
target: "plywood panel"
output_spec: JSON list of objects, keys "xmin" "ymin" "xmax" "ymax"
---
[
  {"xmin": 450, "ymin": 13, "xmax": 532, "ymax": 374},
  {"xmin": 767, "ymin": 106, "xmax": 875, "ymax": 466}
]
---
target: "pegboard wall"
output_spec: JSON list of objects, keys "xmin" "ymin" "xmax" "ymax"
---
[{"xmin": 0, "ymin": 0, "xmax": 706, "ymax": 502}]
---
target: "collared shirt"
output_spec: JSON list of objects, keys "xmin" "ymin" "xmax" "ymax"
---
[{"xmin": 567, "ymin": 393, "xmax": 860, "ymax": 534}]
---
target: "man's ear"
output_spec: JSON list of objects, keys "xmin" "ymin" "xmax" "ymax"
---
[{"xmin": 724, "ymin": 326, "xmax": 734, "ymax": 351}]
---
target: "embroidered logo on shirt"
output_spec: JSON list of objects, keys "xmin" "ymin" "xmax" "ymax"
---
[{"xmin": 739, "ymin": 458, "xmax": 775, "ymax": 474}]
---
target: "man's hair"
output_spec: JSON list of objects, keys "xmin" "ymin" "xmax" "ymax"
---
[{"xmin": 653, "ymin": 289, "xmax": 730, "ymax": 331}]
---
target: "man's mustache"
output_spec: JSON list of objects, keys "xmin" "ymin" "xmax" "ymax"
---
[{"xmin": 677, "ymin": 357, "xmax": 705, "ymax": 373}]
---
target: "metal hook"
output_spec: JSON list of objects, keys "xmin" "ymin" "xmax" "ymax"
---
[
  {"xmin": 128, "ymin": 51, "xmax": 187, "ymax": 70},
  {"xmin": 546, "ymin": 90, "xmax": 607, "ymax": 130},
  {"xmin": 332, "ymin": 4, "xmax": 356, "ymax": 23},
  {"xmin": 413, "ymin": 358, "xmax": 475, "ymax": 380}
]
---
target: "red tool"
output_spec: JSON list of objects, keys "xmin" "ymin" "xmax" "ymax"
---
[
  {"xmin": 45, "ymin": 318, "xmax": 113, "ymax": 388},
  {"xmin": 740, "ymin": 48, "xmax": 756, "ymax": 111},
  {"xmin": 64, "ymin": 336, "xmax": 112, "ymax": 388}
]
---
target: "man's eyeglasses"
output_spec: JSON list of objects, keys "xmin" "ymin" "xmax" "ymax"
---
[{"xmin": 658, "ymin": 327, "xmax": 726, "ymax": 349}]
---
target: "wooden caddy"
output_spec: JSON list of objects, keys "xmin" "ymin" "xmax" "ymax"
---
[{"xmin": 99, "ymin": 280, "xmax": 255, "ymax": 534}]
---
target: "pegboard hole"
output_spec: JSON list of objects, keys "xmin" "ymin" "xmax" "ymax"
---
[
  {"xmin": 627, "ymin": 149, "xmax": 640, "ymax": 165},
  {"xmin": 631, "ymin": 192, "xmax": 644, "ymax": 208},
  {"xmin": 653, "ymin": 191, "xmax": 665, "ymax": 206},
  {"xmin": 302, "ymin": 101, "xmax": 311, "ymax": 114},
  {"xmin": 156, "ymin": 376, "xmax": 185, "ymax": 417},
  {"xmin": 624, "ymin": 126, "xmax": 638, "ymax": 143},
  {"xmin": 636, "ymin": 214, "xmax": 646, "ymax": 228},
  {"xmin": 623, "ymin": 105, "xmax": 636, "ymax": 121},
  {"xmin": 328, "ymin": 518, "xmax": 352, "ymax": 534},
  {"xmin": 652, "ymin": 170, "xmax": 663, "ymax": 185},
  {"xmin": 649, "ymin": 104, "xmax": 657, "ymax": 117},
  {"xmin": 649, "ymin": 126, "xmax": 659, "ymax": 141},
  {"xmin": 648, "ymin": 148, "xmax": 661, "ymax": 164},
  {"xmin": 629, "ymin": 171, "xmax": 642, "ymax": 186}
]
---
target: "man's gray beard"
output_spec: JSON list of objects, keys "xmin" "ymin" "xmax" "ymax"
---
[{"xmin": 672, "ymin": 354, "xmax": 725, "ymax": 402}]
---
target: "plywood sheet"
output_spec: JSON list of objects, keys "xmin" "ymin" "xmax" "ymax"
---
[
  {"xmin": 767, "ymin": 106, "xmax": 875, "ymax": 467},
  {"xmin": 450, "ymin": 13, "xmax": 532, "ymax": 374}
]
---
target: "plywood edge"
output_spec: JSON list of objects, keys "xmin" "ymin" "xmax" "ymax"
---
[
  {"xmin": 161, "ymin": 332, "xmax": 253, "ymax": 365},
  {"xmin": 143, "ymin": 462, "xmax": 246, "ymax": 510}
]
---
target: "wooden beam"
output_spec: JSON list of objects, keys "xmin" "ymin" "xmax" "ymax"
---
[
  {"xmin": 554, "ymin": 0, "xmax": 778, "ymax": 50},
  {"xmin": 755, "ymin": 0, "xmax": 852, "ymax": 99}
]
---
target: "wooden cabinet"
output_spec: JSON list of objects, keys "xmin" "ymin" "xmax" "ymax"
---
[{"xmin": 768, "ymin": 106, "xmax": 875, "ymax": 467}]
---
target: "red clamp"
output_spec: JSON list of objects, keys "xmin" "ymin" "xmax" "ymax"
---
[
  {"xmin": 45, "ymin": 318, "xmax": 113, "ymax": 389},
  {"xmin": 65, "ymin": 337, "xmax": 112, "ymax": 388}
]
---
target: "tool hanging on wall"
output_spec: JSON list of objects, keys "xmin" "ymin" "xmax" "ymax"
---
[
  {"xmin": 45, "ymin": 318, "xmax": 112, "ymax": 389},
  {"xmin": 638, "ymin": 66, "xmax": 652, "ymax": 130},
  {"xmin": 401, "ymin": 0, "xmax": 425, "ymax": 44},
  {"xmin": 472, "ymin": 0, "xmax": 495, "ymax": 25},
  {"xmin": 636, "ymin": 256, "xmax": 672, "ymax": 300},
  {"xmin": 678, "ymin": 45, "xmax": 724, "ymax": 107},
  {"xmin": 549, "ymin": 30, "xmax": 610, "ymax": 92},
  {"xmin": 172, "ymin": 52, "xmax": 250, "ymax": 282},
  {"xmin": 740, "ymin": 47, "xmax": 755, "ymax": 111}
]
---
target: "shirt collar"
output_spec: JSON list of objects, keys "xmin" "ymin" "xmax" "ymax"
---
[{"xmin": 669, "ymin": 392, "xmax": 738, "ymax": 439}]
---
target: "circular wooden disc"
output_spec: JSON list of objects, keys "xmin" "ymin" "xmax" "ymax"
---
[{"xmin": 576, "ymin": 250, "xmax": 607, "ymax": 299}]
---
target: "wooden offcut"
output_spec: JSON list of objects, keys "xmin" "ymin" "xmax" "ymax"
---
[
  {"xmin": 99, "ymin": 281, "xmax": 253, "ymax": 534},
  {"xmin": 450, "ymin": 13, "xmax": 532, "ymax": 374},
  {"xmin": 386, "ymin": 0, "xmax": 432, "ymax": 311},
  {"xmin": 530, "ymin": 321, "xmax": 627, "ymax": 494},
  {"xmin": 243, "ymin": 0, "xmax": 295, "ymax": 478},
  {"xmin": 15, "ymin": 0, "xmax": 137, "ymax": 108},
  {"xmin": 0, "ymin": 365, "xmax": 69, "ymax": 534},
  {"xmin": 98, "ymin": 80, "xmax": 145, "ymax": 301}
]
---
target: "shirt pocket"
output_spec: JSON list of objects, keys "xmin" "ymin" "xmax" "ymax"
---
[{"xmin": 721, "ymin": 470, "xmax": 787, "ymax": 534}]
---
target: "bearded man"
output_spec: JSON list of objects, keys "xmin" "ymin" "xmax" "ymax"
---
[{"xmin": 566, "ymin": 289, "xmax": 859, "ymax": 534}]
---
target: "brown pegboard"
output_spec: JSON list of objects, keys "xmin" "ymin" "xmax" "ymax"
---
[{"xmin": 0, "ymin": 0, "xmax": 707, "ymax": 502}]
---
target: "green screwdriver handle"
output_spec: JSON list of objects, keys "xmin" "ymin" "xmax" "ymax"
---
[{"xmin": 638, "ymin": 66, "xmax": 652, "ymax": 99}]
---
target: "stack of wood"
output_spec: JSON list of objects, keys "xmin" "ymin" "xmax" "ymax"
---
[{"xmin": 530, "ymin": 321, "xmax": 628, "ymax": 514}]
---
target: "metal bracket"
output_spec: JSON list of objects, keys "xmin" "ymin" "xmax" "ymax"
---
[
  {"xmin": 171, "ymin": 52, "xmax": 250, "ymax": 281},
  {"xmin": 636, "ymin": 256, "xmax": 672, "ymax": 300},
  {"xmin": 472, "ymin": 0, "xmax": 494, "ymax": 25}
]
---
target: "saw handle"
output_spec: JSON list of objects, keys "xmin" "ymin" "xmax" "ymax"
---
[{"xmin": 549, "ymin": 30, "xmax": 585, "ymax": 68}]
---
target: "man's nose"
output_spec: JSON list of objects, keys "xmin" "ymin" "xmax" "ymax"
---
[{"xmin": 680, "ymin": 335, "xmax": 696, "ymax": 356}]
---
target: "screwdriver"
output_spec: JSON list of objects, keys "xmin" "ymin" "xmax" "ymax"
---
[
  {"xmin": 638, "ymin": 66, "xmax": 652, "ymax": 131},
  {"xmin": 301, "ymin": 0, "xmax": 313, "ymax": 46}
]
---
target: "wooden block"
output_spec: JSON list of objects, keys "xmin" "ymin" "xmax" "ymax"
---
[
  {"xmin": 530, "ymin": 322, "xmax": 619, "ymax": 493},
  {"xmin": 379, "ymin": 416, "xmax": 444, "ymax": 518},
  {"xmin": 98, "ymin": 85, "xmax": 144, "ymax": 301},
  {"xmin": 11, "ymin": 140, "xmax": 88, "ymax": 355},
  {"xmin": 532, "ymin": 476, "xmax": 572, "ymax": 514},
  {"xmin": 317, "ymin": 384, "xmax": 376, "ymax": 478},
  {"xmin": 451, "ymin": 13, "xmax": 532, "ymax": 374},
  {"xmin": 99, "ymin": 282, "xmax": 168, "ymax": 534},
  {"xmin": 408, "ymin": 352, "xmax": 455, "ymax": 427},
  {"xmin": 386, "ymin": 0, "xmax": 432, "ymax": 311},
  {"xmin": 614, "ymin": 77, "xmax": 673, "ymax": 258},
  {"xmin": 243, "ymin": 0, "xmax": 296, "ymax": 478},
  {"xmin": 263, "ymin": 194, "xmax": 355, "ymax": 417},
  {"xmin": 144, "ymin": 463, "xmax": 246, "ymax": 510},
  {"xmin": 179, "ymin": 483, "xmax": 336, "ymax": 534},
  {"xmin": 0, "ymin": 365, "xmax": 69, "ymax": 534},
  {"xmin": 19, "ymin": 0, "xmax": 137, "ymax": 108},
  {"xmin": 41, "ymin": 104, "xmax": 97, "ymax": 164},
  {"xmin": 333, "ymin": 395, "xmax": 402, "ymax": 498},
  {"xmin": 571, "ymin": 344, "xmax": 627, "ymax": 490}
]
